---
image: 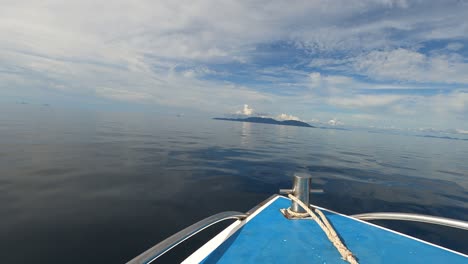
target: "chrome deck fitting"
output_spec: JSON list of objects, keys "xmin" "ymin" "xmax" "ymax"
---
[{"xmin": 280, "ymin": 172, "xmax": 323, "ymax": 219}]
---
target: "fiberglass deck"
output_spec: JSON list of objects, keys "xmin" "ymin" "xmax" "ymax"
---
[{"xmin": 184, "ymin": 196, "xmax": 467, "ymax": 264}]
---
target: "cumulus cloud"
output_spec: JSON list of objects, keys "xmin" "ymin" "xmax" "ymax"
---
[
  {"xmin": 236, "ymin": 104, "xmax": 254, "ymax": 116},
  {"xmin": 455, "ymin": 129, "xmax": 468, "ymax": 135},
  {"xmin": 232, "ymin": 105, "xmax": 304, "ymax": 121},
  {"xmin": 328, "ymin": 118, "xmax": 344, "ymax": 126},
  {"xmin": 276, "ymin": 113, "xmax": 301, "ymax": 121}
]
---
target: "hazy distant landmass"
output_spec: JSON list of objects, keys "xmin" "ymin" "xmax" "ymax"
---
[
  {"xmin": 417, "ymin": 134, "xmax": 468, "ymax": 141},
  {"xmin": 213, "ymin": 117, "xmax": 315, "ymax": 128}
]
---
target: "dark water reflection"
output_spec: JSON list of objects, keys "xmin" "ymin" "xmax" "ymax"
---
[{"xmin": 0, "ymin": 106, "xmax": 467, "ymax": 263}]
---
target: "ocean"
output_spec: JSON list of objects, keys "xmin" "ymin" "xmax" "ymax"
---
[{"xmin": 0, "ymin": 105, "xmax": 467, "ymax": 263}]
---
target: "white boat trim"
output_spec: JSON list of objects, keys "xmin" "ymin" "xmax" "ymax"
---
[{"xmin": 182, "ymin": 195, "xmax": 281, "ymax": 263}]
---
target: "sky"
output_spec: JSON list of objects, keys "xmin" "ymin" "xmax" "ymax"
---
[{"xmin": 1, "ymin": 0, "xmax": 468, "ymax": 130}]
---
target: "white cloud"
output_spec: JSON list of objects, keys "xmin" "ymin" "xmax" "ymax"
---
[
  {"xmin": 430, "ymin": 91, "xmax": 468, "ymax": 115},
  {"xmin": 2, "ymin": 1, "xmax": 467, "ymax": 71},
  {"xmin": 351, "ymin": 114, "xmax": 377, "ymax": 121},
  {"xmin": 309, "ymin": 72, "xmax": 354, "ymax": 87},
  {"xmin": 276, "ymin": 113, "xmax": 301, "ymax": 121},
  {"xmin": 328, "ymin": 118, "xmax": 344, "ymax": 126},
  {"xmin": 1, "ymin": 0, "xmax": 468, "ymax": 130},
  {"xmin": 231, "ymin": 105, "xmax": 304, "ymax": 121},
  {"xmin": 446, "ymin": 42, "xmax": 464, "ymax": 51},
  {"xmin": 352, "ymin": 49, "xmax": 468, "ymax": 84},
  {"xmin": 310, "ymin": 48, "xmax": 468, "ymax": 85},
  {"xmin": 309, "ymin": 58, "xmax": 351, "ymax": 71},
  {"xmin": 309, "ymin": 72, "xmax": 322, "ymax": 88},
  {"xmin": 95, "ymin": 87, "xmax": 152, "ymax": 102},
  {"xmin": 320, "ymin": 90, "xmax": 468, "ymax": 129},
  {"xmin": 328, "ymin": 94, "xmax": 403, "ymax": 108},
  {"xmin": 455, "ymin": 129, "xmax": 468, "ymax": 134},
  {"xmin": 236, "ymin": 104, "xmax": 254, "ymax": 116}
]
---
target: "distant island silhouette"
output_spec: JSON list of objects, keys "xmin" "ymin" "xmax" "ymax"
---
[{"xmin": 213, "ymin": 117, "xmax": 315, "ymax": 128}]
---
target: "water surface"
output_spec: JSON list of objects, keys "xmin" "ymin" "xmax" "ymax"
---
[{"xmin": 0, "ymin": 105, "xmax": 467, "ymax": 263}]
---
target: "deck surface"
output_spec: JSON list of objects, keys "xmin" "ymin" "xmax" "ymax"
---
[{"xmin": 193, "ymin": 196, "xmax": 467, "ymax": 264}]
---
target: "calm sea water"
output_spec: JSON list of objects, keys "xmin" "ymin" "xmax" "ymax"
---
[{"xmin": 0, "ymin": 105, "xmax": 467, "ymax": 263}]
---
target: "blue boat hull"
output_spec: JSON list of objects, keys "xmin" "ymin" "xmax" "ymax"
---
[{"xmin": 183, "ymin": 195, "xmax": 467, "ymax": 263}]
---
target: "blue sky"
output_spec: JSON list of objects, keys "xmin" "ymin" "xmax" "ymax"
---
[{"xmin": 1, "ymin": 0, "xmax": 468, "ymax": 131}]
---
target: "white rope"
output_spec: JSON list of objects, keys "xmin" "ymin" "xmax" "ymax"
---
[{"xmin": 286, "ymin": 194, "xmax": 359, "ymax": 264}]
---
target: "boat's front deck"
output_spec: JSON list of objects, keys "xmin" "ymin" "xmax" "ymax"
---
[{"xmin": 184, "ymin": 196, "xmax": 467, "ymax": 263}]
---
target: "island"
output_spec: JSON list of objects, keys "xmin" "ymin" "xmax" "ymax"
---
[{"xmin": 213, "ymin": 117, "xmax": 315, "ymax": 128}]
